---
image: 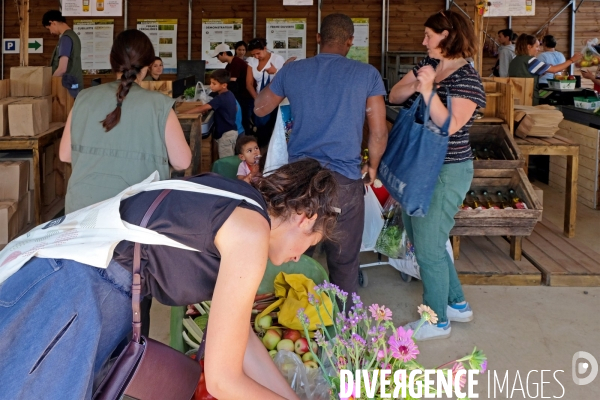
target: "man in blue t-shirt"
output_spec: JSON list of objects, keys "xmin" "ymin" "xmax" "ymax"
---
[{"xmin": 255, "ymin": 13, "xmax": 388, "ymax": 303}]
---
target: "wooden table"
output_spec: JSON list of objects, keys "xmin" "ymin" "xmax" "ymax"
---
[
  {"xmin": 0, "ymin": 122, "xmax": 66, "ymax": 225},
  {"xmin": 516, "ymin": 135, "xmax": 579, "ymax": 238},
  {"xmin": 176, "ymin": 113, "xmax": 205, "ymax": 177}
]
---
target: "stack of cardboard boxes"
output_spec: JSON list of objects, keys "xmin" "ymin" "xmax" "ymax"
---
[
  {"xmin": 0, "ymin": 66, "xmax": 52, "ymax": 137},
  {"xmin": 0, "ymin": 161, "xmax": 31, "ymax": 245}
]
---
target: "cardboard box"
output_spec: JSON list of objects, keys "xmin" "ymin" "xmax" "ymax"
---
[
  {"xmin": 0, "ymin": 79, "xmax": 10, "ymax": 99},
  {"xmin": 34, "ymin": 95, "xmax": 53, "ymax": 126},
  {"xmin": 0, "ymin": 97, "xmax": 20, "ymax": 136},
  {"xmin": 8, "ymin": 98, "xmax": 51, "ymax": 136},
  {"xmin": 0, "ymin": 152, "xmax": 35, "ymax": 190},
  {"xmin": 17, "ymin": 191, "xmax": 28, "ymax": 233},
  {"xmin": 0, "ymin": 200, "xmax": 18, "ymax": 245},
  {"xmin": 531, "ymin": 184, "xmax": 544, "ymax": 222},
  {"xmin": 28, "ymin": 190, "xmax": 34, "ymax": 225},
  {"xmin": 515, "ymin": 105, "xmax": 564, "ymax": 138},
  {"xmin": 10, "ymin": 66, "xmax": 52, "ymax": 97},
  {"xmin": 43, "ymin": 144, "xmax": 55, "ymax": 177},
  {"xmin": 43, "ymin": 171, "xmax": 57, "ymax": 206},
  {"xmin": 0, "ymin": 160, "xmax": 29, "ymax": 200}
]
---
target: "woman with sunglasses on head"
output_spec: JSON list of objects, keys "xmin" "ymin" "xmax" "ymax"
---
[{"xmin": 388, "ymin": 10, "xmax": 486, "ymax": 341}]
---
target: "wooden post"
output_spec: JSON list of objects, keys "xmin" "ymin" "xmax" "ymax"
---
[
  {"xmin": 473, "ymin": 2, "xmax": 484, "ymax": 75},
  {"xmin": 18, "ymin": 0, "xmax": 30, "ymax": 66}
]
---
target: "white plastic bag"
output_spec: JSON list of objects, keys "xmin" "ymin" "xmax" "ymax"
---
[
  {"xmin": 264, "ymin": 98, "xmax": 290, "ymax": 176},
  {"xmin": 194, "ymin": 82, "xmax": 212, "ymax": 103},
  {"xmin": 361, "ymin": 186, "xmax": 384, "ymax": 251},
  {"xmin": 388, "ymin": 237, "xmax": 454, "ymax": 280}
]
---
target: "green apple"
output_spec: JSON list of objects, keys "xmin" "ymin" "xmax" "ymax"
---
[
  {"xmin": 304, "ymin": 361, "xmax": 319, "ymax": 369},
  {"xmin": 276, "ymin": 339, "xmax": 295, "ymax": 352},
  {"xmin": 302, "ymin": 352, "xmax": 315, "ymax": 362},
  {"xmin": 269, "ymin": 350, "xmax": 278, "ymax": 359}
]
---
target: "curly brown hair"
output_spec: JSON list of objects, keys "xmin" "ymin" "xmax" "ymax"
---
[
  {"xmin": 425, "ymin": 10, "xmax": 477, "ymax": 59},
  {"xmin": 252, "ymin": 159, "xmax": 338, "ymax": 241}
]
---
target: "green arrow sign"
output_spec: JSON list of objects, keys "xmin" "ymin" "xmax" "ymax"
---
[{"xmin": 28, "ymin": 40, "xmax": 41, "ymax": 51}]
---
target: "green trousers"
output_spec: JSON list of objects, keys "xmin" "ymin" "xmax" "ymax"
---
[{"xmin": 402, "ymin": 161, "xmax": 473, "ymax": 323}]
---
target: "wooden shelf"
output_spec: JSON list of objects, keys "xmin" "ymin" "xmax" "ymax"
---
[
  {"xmin": 486, "ymin": 92, "xmax": 502, "ymax": 97},
  {"xmin": 474, "ymin": 117, "xmax": 504, "ymax": 124}
]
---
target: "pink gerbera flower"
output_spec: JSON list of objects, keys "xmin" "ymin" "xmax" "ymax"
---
[
  {"xmin": 394, "ymin": 326, "xmax": 413, "ymax": 342},
  {"xmin": 368, "ymin": 304, "xmax": 393, "ymax": 321},
  {"xmin": 387, "ymin": 333, "xmax": 419, "ymax": 363},
  {"xmin": 451, "ymin": 363, "xmax": 467, "ymax": 390}
]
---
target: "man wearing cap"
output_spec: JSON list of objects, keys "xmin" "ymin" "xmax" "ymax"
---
[
  {"xmin": 212, "ymin": 43, "xmax": 251, "ymax": 133},
  {"xmin": 43, "ymin": 10, "xmax": 83, "ymax": 97}
]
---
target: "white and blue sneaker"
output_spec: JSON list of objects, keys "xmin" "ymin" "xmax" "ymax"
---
[
  {"xmin": 404, "ymin": 320, "xmax": 451, "ymax": 341},
  {"xmin": 447, "ymin": 301, "xmax": 474, "ymax": 322}
]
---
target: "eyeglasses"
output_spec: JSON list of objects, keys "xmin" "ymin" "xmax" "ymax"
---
[{"xmin": 439, "ymin": 10, "xmax": 454, "ymax": 30}]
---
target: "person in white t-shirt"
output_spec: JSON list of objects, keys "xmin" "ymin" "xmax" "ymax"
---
[{"xmin": 245, "ymin": 38, "xmax": 294, "ymax": 147}]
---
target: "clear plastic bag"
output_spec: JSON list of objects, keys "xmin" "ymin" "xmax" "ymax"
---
[
  {"xmin": 194, "ymin": 82, "xmax": 212, "ymax": 103},
  {"xmin": 576, "ymin": 38, "xmax": 600, "ymax": 68},
  {"xmin": 374, "ymin": 198, "xmax": 406, "ymax": 259},
  {"xmin": 273, "ymin": 350, "xmax": 332, "ymax": 400}
]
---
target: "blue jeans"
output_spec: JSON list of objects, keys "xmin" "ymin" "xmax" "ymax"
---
[
  {"xmin": 402, "ymin": 161, "xmax": 473, "ymax": 323},
  {"xmin": 0, "ymin": 258, "xmax": 132, "ymax": 399}
]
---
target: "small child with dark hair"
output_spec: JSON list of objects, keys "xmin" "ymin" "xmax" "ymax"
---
[
  {"xmin": 187, "ymin": 69, "xmax": 238, "ymax": 158},
  {"xmin": 236, "ymin": 135, "xmax": 261, "ymax": 183}
]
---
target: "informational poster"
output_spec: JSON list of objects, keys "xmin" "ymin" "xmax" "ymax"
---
[
  {"xmin": 73, "ymin": 20, "xmax": 114, "ymax": 74},
  {"xmin": 63, "ymin": 0, "xmax": 123, "ymax": 17},
  {"xmin": 485, "ymin": 0, "xmax": 535, "ymax": 17},
  {"xmin": 137, "ymin": 19, "xmax": 178, "ymax": 74},
  {"xmin": 283, "ymin": 0, "xmax": 313, "ymax": 5},
  {"xmin": 201, "ymin": 19, "xmax": 244, "ymax": 69},
  {"xmin": 347, "ymin": 18, "xmax": 369, "ymax": 63},
  {"xmin": 266, "ymin": 18, "xmax": 307, "ymax": 60}
]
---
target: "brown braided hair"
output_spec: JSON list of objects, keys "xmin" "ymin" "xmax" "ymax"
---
[
  {"xmin": 102, "ymin": 29, "xmax": 156, "ymax": 132},
  {"xmin": 252, "ymin": 158, "xmax": 339, "ymax": 241}
]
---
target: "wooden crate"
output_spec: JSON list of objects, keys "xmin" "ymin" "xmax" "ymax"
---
[
  {"xmin": 451, "ymin": 168, "xmax": 542, "ymax": 237},
  {"xmin": 470, "ymin": 124, "xmax": 524, "ymax": 169},
  {"xmin": 483, "ymin": 77, "xmax": 534, "ymax": 107},
  {"xmin": 474, "ymin": 80, "xmax": 514, "ymax": 134}
]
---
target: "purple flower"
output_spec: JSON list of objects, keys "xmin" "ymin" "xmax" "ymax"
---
[
  {"xmin": 296, "ymin": 308, "xmax": 309, "ymax": 326},
  {"xmin": 377, "ymin": 349, "xmax": 385, "ymax": 361},
  {"xmin": 352, "ymin": 293, "xmax": 364, "ymax": 309},
  {"xmin": 388, "ymin": 333, "xmax": 419, "ymax": 363},
  {"xmin": 351, "ymin": 333, "xmax": 367, "ymax": 347},
  {"xmin": 314, "ymin": 330, "xmax": 325, "ymax": 346},
  {"xmin": 480, "ymin": 360, "xmax": 488, "ymax": 374}
]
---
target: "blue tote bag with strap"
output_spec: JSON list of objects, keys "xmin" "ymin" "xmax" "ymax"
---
[{"xmin": 378, "ymin": 89, "xmax": 451, "ymax": 217}]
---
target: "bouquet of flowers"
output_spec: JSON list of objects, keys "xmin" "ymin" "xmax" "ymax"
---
[{"xmin": 296, "ymin": 283, "xmax": 487, "ymax": 399}]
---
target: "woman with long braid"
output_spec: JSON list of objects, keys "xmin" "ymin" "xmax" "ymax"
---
[{"xmin": 59, "ymin": 29, "xmax": 191, "ymax": 214}]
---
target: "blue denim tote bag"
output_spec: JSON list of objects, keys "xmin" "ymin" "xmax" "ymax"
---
[{"xmin": 378, "ymin": 89, "xmax": 451, "ymax": 217}]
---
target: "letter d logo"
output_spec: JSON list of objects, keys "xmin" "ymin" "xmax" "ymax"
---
[{"xmin": 572, "ymin": 351, "xmax": 598, "ymax": 386}]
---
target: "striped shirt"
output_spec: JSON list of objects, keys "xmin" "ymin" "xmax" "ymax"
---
[
  {"xmin": 526, "ymin": 56, "xmax": 552, "ymax": 77},
  {"xmin": 407, "ymin": 57, "xmax": 486, "ymax": 164}
]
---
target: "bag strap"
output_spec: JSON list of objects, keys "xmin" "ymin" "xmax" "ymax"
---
[
  {"xmin": 422, "ymin": 86, "xmax": 452, "ymax": 135},
  {"xmin": 132, "ymin": 189, "xmax": 173, "ymax": 343}
]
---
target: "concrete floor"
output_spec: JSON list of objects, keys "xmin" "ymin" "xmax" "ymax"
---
[{"xmin": 149, "ymin": 182, "xmax": 600, "ymax": 398}]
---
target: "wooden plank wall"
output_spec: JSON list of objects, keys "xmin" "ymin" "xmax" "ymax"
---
[{"xmin": 2, "ymin": 0, "xmax": 599, "ymax": 87}]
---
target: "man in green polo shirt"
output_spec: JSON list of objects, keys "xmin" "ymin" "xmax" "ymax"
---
[{"xmin": 42, "ymin": 10, "xmax": 83, "ymax": 97}]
